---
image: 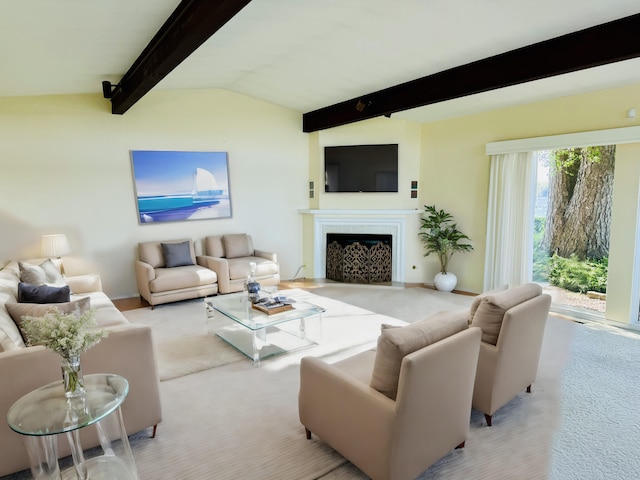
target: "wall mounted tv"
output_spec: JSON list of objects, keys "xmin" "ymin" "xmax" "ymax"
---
[{"xmin": 324, "ymin": 144, "xmax": 398, "ymax": 193}]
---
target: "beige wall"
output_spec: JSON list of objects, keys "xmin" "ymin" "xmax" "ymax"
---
[
  {"xmin": 607, "ymin": 143, "xmax": 640, "ymax": 324},
  {"xmin": 0, "ymin": 90, "xmax": 308, "ymax": 298},
  {"xmin": 421, "ymin": 83, "xmax": 640, "ymax": 321},
  {"xmin": 303, "ymin": 117, "xmax": 426, "ymax": 283},
  {"xmin": 311, "ymin": 117, "xmax": 422, "ymax": 211}
]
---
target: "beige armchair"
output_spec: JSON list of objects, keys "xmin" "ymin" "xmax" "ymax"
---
[
  {"xmin": 299, "ymin": 311, "xmax": 481, "ymax": 480},
  {"xmin": 134, "ymin": 239, "xmax": 218, "ymax": 307},
  {"xmin": 197, "ymin": 234, "xmax": 279, "ymax": 294},
  {"xmin": 470, "ymin": 283, "xmax": 551, "ymax": 426}
]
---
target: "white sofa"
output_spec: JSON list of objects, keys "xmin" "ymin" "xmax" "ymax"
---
[{"xmin": 0, "ymin": 259, "xmax": 162, "ymax": 477}]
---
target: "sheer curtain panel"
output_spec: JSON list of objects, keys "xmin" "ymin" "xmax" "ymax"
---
[{"xmin": 483, "ymin": 152, "xmax": 537, "ymax": 291}]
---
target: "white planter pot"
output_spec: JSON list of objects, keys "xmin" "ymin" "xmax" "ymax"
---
[{"xmin": 434, "ymin": 272, "xmax": 457, "ymax": 292}]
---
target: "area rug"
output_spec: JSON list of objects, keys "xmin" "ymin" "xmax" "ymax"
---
[
  {"xmin": 305, "ymin": 284, "xmax": 474, "ymax": 323},
  {"xmin": 122, "ymin": 299, "xmax": 246, "ymax": 381},
  {"xmin": 122, "ymin": 288, "xmax": 409, "ymax": 381},
  {"xmin": 125, "ymin": 315, "xmax": 572, "ymax": 480},
  {"xmin": 119, "ymin": 286, "xmax": 564, "ymax": 480}
]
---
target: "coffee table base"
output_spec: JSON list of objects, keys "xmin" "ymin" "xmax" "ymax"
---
[{"xmin": 211, "ymin": 312, "xmax": 321, "ymax": 366}]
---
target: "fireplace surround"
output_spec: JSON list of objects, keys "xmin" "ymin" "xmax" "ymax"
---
[{"xmin": 300, "ymin": 209, "xmax": 420, "ymax": 283}]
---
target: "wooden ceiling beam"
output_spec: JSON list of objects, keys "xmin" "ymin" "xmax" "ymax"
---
[
  {"xmin": 107, "ymin": 0, "xmax": 252, "ymax": 114},
  {"xmin": 303, "ymin": 13, "xmax": 640, "ymax": 132}
]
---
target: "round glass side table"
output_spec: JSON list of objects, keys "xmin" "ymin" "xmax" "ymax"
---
[{"xmin": 7, "ymin": 373, "xmax": 139, "ymax": 480}]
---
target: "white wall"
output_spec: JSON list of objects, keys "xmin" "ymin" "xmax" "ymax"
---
[{"xmin": 0, "ymin": 90, "xmax": 308, "ymax": 298}]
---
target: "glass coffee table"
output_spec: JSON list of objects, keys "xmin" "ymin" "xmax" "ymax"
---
[{"xmin": 205, "ymin": 291, "xmax": 324, "ymax": 366}]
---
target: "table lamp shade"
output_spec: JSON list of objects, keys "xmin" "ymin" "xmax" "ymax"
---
[{"xmin": 41, "ymin": 234, "xmax": 71, "ymax": 258}]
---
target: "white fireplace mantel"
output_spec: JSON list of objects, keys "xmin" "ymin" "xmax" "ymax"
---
[{"xmin": 299, "ymin": 209, "xmax": 421, "ymax": 282}]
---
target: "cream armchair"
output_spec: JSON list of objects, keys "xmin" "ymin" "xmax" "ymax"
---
[
  {"xmin": 197, "ymin": 234, "xmax": 279, "ymax": 294},
  {"xmin": 299, "ymin": 311, "xmax": 481, "ymax": 480},
  {"xmin": 134, "ymin": 239, "xmax": 218, "ymax": 308},
  {"xmin": 470, "ymin": 283, "xmax": 552, "ymax": 426}
]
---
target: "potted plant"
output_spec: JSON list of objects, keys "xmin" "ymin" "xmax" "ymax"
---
[{"xmin": 419, "ymin": 204, "xmax": 473, "ymax": 291}]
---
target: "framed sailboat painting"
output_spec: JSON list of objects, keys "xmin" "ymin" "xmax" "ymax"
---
[{"xmin": 130, "ymin": 150, "xmax": 232, "ymax": 224}]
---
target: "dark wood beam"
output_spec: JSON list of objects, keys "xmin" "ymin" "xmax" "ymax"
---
[
  {"xmin": 303, "ymin": 13, "xmax": 640, "ymax": 132},
  {"xmin": 108, "ymin": 0, "xmax": 252, "ymax": 114}
]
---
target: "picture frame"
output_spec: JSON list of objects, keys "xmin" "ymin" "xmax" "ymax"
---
[{"xmin": 130, "ymin": 150, "xmax": 232, "ymax": 224}]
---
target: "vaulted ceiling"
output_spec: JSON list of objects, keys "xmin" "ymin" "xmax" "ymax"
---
[{"xmin": 2, "ymin": 0, "xmax": 640, "ymax": 128}]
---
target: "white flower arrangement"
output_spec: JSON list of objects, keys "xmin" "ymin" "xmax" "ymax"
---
[{"xmin": 20, "ymin": 307, "xmax": 108, "ymax": 359}]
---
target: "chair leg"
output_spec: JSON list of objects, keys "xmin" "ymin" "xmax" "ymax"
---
[
  {"xmin": 151, "ymin": 424, "xmax": 158, "ymax": 438},
  {"xmin": 527, "ymin": 384, "xmax": 532, "ymax": 393},
  {"xmin": 455, "ymin": 441, "xmax": 465, "ymax": 449},
  {"xmin": 305, "ymin": 428, "xmax": 312, "ymax": 440},
  {"xmin": 484, "ymin": 414, "xmax": 492, "ymax": 426}
]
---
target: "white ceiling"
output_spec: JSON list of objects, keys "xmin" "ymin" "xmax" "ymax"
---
[{"xmin": 2, "ymin": 0, "xmax": 639, "ymax": 123}]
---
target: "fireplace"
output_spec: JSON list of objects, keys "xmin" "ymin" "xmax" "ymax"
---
[
  {"xmin": 300, "ymin": 209, "xmax": 420, "ymax": 283},
  {"xmin": 326, "ymin": 233, "xmax": 392, "ymax": 283}
]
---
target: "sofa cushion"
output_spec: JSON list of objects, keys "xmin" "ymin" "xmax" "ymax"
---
[
  {"xmin": 19, "ymin": 259, "xmax": 66, "ymax": 287},
  {"xmin": 370, "ymin": 311, "xmax": 469, "ymax": 400},
  {"xmin": 71, "ymin": 292, "xmax": 129, "ymax": 328},
  {"xmin": 471, "ymin": 283, "xmax": 542, "ymax": 345},
  {"xmin": 223, "ymin": 234, "xmax": 253, "ymax": 259},
  {"xmin": 149, "ymin": 266, "xmax": 217, "ymax": 293},
  {"xmin": 468, "ymin": 285, "xmax": 508, "ymax": 324},
  {"xmin": 204, "ymin": 235, "xmax": 225, "ymax": 258},
  {"xmin": 7, "ymin": 297, "xmax": 91, "ymax": 341},
  {"xmin": 0, "ymin": 289, "xmax": 25, "ymax": 351},
  {"xmin": 227, "ymin": 257, "xmax": 279, "ymax": 281},
  {"xmin": 18, "ymin": 283, "xmax": 71, "ymax": 303},
  {"xmin": 161, "ymin": 241, "xmax": 194, "ymax": 268},
  {"xmin": 139, "ymin": 239, "xmax": 194, "ymax": 268},
  {"xmin": 0, "ymin": 311, "xmax": 26, "ymax": 352}
]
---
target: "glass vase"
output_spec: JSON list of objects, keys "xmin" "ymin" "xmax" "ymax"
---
[{"xmin": 61, "ymin": 355, "xmax": 85, "ymax": 399}]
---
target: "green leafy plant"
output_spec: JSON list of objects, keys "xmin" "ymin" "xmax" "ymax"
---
[
  {"xmin": 419, "ymin": 205, "xmax": 473, "ymax": 274},
  {"xmin": 547, "ymin": 254, "xmax": 608, "ymax": 293}
]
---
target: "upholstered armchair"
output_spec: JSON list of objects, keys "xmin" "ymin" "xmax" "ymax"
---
[
  {"xmin": 197, "ymin": 234, "xmax": 280, "ymax": 294},
  {"xmin": 299, "ymin": 311, "xmax": 482, "ymax": 480},
  {"xmin": 469, "ymin": 283, "xmax": 552, "ymax": 426},
  {"xmin": 134, "ymin": 239, "xmax": 218, "ymax": 308}
]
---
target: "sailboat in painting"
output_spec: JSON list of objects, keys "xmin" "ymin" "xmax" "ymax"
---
[
  {"xmin": 138, "ymin": 168, "xmax": 224, "ymax": 222},
  {"xmin": 192, "ymin": 168, "xmax": 223, "ymax": 203}
]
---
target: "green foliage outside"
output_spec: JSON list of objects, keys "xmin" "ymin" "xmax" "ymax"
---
[
  {"xmin": 547, "ymin": 255, "xmax": 608, "ymax": 294},
  {"xmin": 533, "ymin": 216, "xmax": 608, "ymax": 293}
]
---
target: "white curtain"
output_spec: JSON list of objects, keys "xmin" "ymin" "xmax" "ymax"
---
[{"xmin": 483, "ymin": 151, "xmax": 537, "ymax": 291}]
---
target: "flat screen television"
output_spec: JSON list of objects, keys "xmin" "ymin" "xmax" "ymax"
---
[{"xmin": 324, "ymin": 144, "xmax": 398, "ymax": 193}]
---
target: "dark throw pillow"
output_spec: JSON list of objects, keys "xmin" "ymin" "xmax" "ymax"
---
[
  {"xmin": 18, "ymin": 283, "xmax": 71, "ymax": 303},
  {"xmin": 161, "ymin": 241, "xmax": 194, "ymax": 268}
]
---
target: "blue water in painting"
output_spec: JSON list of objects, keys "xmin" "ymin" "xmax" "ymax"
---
[
  {"xmin": 137, "ymin": 195, "xmax": 227, "ymax": 223},
  {"xmin": 138, "ymin": 195, "xmax": 195, "ymax": 213}
]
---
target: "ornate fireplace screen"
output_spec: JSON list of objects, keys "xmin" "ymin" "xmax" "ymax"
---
[{"xmin": 326, "ymin": 234, "xmax": 392, "ymax": 283}]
